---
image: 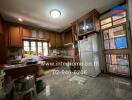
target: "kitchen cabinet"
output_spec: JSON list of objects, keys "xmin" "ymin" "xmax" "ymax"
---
[
  {"xmin": 0, "ymin": 18, "xmax": 3, "ymax": 34},
  {"xmin": 22, "ymin": 27, "xmax": 37, "ymax": 39},
  {"xmin": 8, "ymin": 25, "xmax": 22, "ymax": 47},
  {"xmin": 63, "ymin": 30, "xmax": 73, "ymax": 45},
  {"xmin": 22, "ymin": 27, "xmax": 31, "ymax": 38},
  {"xmin": 0, "ymin": 35, "xmax": 6, "ymax": 64},
  {"xmin": 31, "ymin": 30, "xmax": 37, "ymax": 38},
  {"xmin": 78, "ymin": 10, "xmax": 100, "ymax": 36},
  {"xmin": 72, "ymin": 9, "xmax": 100, "ymax": 40},
  {"xmin": 56, "ymin": 33, "xmax": 62, "ymax": 48},
  {"xmin": 49, "ymin": 32, "xmax": 56, "ymax": 48},
  {"xmin": 38, "ymin": 30, "xmax": 49, "ymax": 40}
]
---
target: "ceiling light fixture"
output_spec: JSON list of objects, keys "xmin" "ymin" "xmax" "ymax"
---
[
  {"xmin": 18, "ymin": 18, "xmax": 23, "ymax": 22},
  {"xmin": 50, "ymin": 9, "xmax": 61, "ymax": 18}
]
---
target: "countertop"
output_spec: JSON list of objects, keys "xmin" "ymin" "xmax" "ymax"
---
[
  {"xmin": 3, "ymin": 64, "xmax": 40, "ymax": 71},
  {"xmin": 43, "ymin": 56, "xmax": 74, "ymax": 59}
]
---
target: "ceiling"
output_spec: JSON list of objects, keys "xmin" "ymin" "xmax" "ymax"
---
[{"xmin": 0, "ymin": 0, "xmax": 123, "ymax": 32}]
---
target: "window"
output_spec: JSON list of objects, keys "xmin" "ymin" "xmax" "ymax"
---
[
  {"xmin": 103, "ymin": 26, "xmax": 127, "ymax": 49},
  {"xmin": 43, "ymin": 42, "xmax": 48, "ymax": 56},
  {"xmin": 105, "ymin": 54, "xmax": 130, "ymax": 75},
  {"xmin": 23, "ymin": 40, "xmax": 48, "ymax": 56},
  {"xmin": 31, "ymin": 41, "xmax": 36, "ymax": 52},
  {"xmin": 23, "ymin": 41, "xmax": 30, "ymax": 51},
  {"xmin": 37, "ymin": 42, "xmax": 43, "ymax": 55},
  {"xmin": 101, "ymin": 11, "xmax": 127, "ymax": 30}
]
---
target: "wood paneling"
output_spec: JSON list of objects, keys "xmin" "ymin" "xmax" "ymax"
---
[
  {"xmin": 49, "ymin": 32, "xmax": 56, "ymax": 48},
  {"xmin": 56, "ymin": 33, "xmax": 62, "ymax": 47},
  {"xmin": 63, "ymin": 30, "xmax": 73, "ymax": 45},
  {"xmin": 0, "ymin": 17, "xmax": 6, "ymax": 64},
  {"xmin": 38, "ymin": 30, "xmax": 49, "ymax": 40},
  {"xmin": 0, "ymin": 35, "xmax": 6, "ymax": 64},
  {"xmin": 0, "ymin": 17, "xmax": 3, "ymax": 34},
  {"xmin": 22, "ymin": 27, "xmax": 31, "ymax": 38},
  {"xmin": 8, "ymin": 25, "xmax": 22, "ymax": 47}
]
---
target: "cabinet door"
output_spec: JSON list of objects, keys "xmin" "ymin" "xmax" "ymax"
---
[
  {"xmin": 86, "ymin": 16, "xmax": 94, "ymax": 32},
  {"xmin": 9, "ymin": 25, "xmax": 22, "ymax": 47},
  {"xmin": 0, "ymin": 19, "xmax": 3, "ymax": 34},
  {"xmin": 49, "ymin": 33, "xmax": 56, "ymax": 48},
  {"xmin": 31, "ymin": 30, "xmax": 37, "ymax": 38},
  {"xmin": 38, "ymin": 31, "xmax": 44, "ymax": 39},
  {"xmin": 38, "ymin": 31, "xmax": 49, "ymax": 39},
  {"xmin": 0, "ymin": 35, "xmax": 6, "ymax": 64},
  {"xmin": 79, "ymin": 21, "xmax": 85, "ymax": 34},
  {"xmin": 56, "ymin": 34, "xmax": 62, "ymax": 47},
  {"xmin": 64, "ymin": 31, "xmax": 73, "ymax": 44},
  {"xmin": 22, "ymin": 27, "xmax": 31, "ymax": 38}
]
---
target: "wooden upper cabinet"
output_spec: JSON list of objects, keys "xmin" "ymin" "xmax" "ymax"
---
[
  {"xmin": 22, "ymin": 27, "xmax": 31, "ymax": 38},
  {"xmin": 72, "ymin": 9, "xmax": 100, "ymax": 37},
  {"xmin": 8, "ymin": 25, "xmax": 22, "ymax": 47},
  {"xmin": 49, "ymin": 32, "xmax": 56, "ymax": 48},
  {"xmin": 22, "ymin": 27, "xmax": 37, "ymax": 39},
  {"xmin": 38, "ymin": 30, "xmax": 49, "ymax": 40},
  {"xmin": 31, "ymin": 30, "xmax": 37, "ymax": 38},
  {"xmin": 63, "ymin": 30, "xmax": 73, "ymax": 45},
  {"xmin": 56, "ymin": 33, "xmax": 62, "ymax": 48}
]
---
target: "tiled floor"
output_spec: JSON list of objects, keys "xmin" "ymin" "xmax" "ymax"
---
[{"xmin": 37, "ymin": 67, "xmax": 132, "ymax": 100}]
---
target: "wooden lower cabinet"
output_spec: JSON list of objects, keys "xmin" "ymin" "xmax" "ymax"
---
[
  {"xmin": 0, "ymin": 35, "xmax": 6, "ymax": 64},
  {"xmin": 8, "ymin": 25, "xmax": 22, "ymax": 47}
]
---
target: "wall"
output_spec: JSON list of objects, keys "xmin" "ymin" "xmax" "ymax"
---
[
  {"xmin": 128, "ymin": 0, "xmax": 132, "ymax": 77},
  {"xmin": 0, "ymin": 16, "xmax": 7, "ymax": 64},
  {"xmin": 128, "ymin": 0, "xmax": 132, "ymax": 35}
]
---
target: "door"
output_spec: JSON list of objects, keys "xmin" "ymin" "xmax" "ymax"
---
[{"xmin": 102, "ymin": 24, "xmax": 130, "ymax": 76}]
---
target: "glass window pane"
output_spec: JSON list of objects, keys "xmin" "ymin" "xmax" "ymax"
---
[
  {"xmin": 101, "ymin": 17, "xmax": 112, "ymax": 25},
  {"xmin": 24, "ymin": 47, "xmax": 29, "ymax": 51},
  {"xmin": 23, "ymin": 41, "xmax": 29, "ymax": 51},
  {"xmin": 38, "ymin": 42, "xmax": 42, "ymax": 47},
  {"xmin": 109, "ymin": 29, "xmax": 114, "ymax": 39},
  {"xmin": 117, "ymin": 65, "xmax": 130, "ymax": 75},
  {"xmin": 31, "ymin": 41, "xmax": 36, "ymax": 52},
  {"xmin": 114, "ymin": 36, "xmax": 127, "ymax": 49},
  {"xmin": 23, "ymin": 41, "xmax": 29, "ymax": 46},
  {"xmin": 111, "ymin": 54, "xmax": 129, "ymax": 66},
  {"xmin": 112, "ymin": 11, "xmax": 126, "ymax": 21},
  {"xmin": 103, "ymin": 30, "xmax": 109, "ymax": 40},
  {"xmin": 86, "ymin": 16, "xmax": 94, "ymax": 32},
  {"xmin": 113, "ymin": 18, "xmax": 126, "ymax": 25},
  {"xmin": 79, "ymin": 21, "xmax": 85, "ymax": 34},
  {"xmin": 106, "ymin": 54, "xmax": 130, "ymax": 75},
  {"xmin": 110, "ymin": 39, "xmax": 115, "ymax": 49},
  {"xmin": 31, "ymin": 41, "xmax": 36, "ymax": 46},
  {"xmin": 43, "ymin": 42, "xmax": 48, "ymax": 47},
  {"xmin": 43, "ymin": 42, "xmax": 48, "ymax": 56},
  {"xmin": 113, "ymin": 26, "xmax": 123, "ymax": 32},
  {"xmin": 104, "ymin": 40, "xmax": 109, "ymax": 49},
  {"xmin": 105, "ymin": 54, "xmax": 111, "ymax": 64},
  {"xmin": 101, "ymin": 23, "xmax": 112, "ymax": 29}
]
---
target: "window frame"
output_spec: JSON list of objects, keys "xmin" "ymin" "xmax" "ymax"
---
[{"xmin": 23, "ymin": 39, "xmax": 49, "ymax": 56}]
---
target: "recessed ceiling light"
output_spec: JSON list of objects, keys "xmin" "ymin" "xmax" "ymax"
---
[
  {"xmin": 18, "ymin": 18, "xmax": 23, "ymax": 22},
  {"xmin": 50, "ymin": 9, "xmax": 61, "ymax": 18}
]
